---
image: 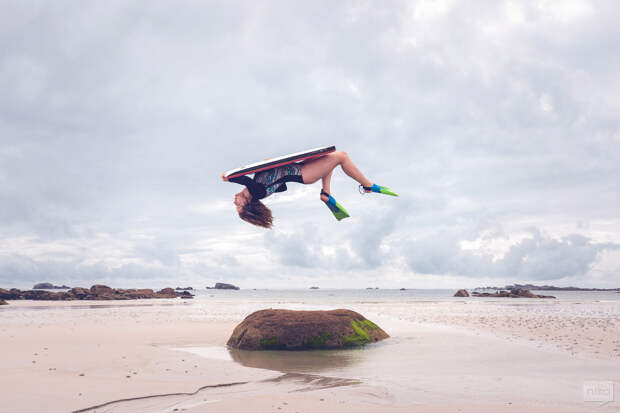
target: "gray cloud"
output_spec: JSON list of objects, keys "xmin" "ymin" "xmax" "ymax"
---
[
  {"xmin": 0, "ymin": 253, "xmax": 169, "ymax": 286},
  {"xmin": 263, "ymin": 222, "xmax": 363, "ymax": 270},
  {"xmin": 263, "ymin": 198, "xmax": 414, "ymax": 271},
  {"xmin": 404, "ymin": 229, "xmax": 619, "ymax": 280}
]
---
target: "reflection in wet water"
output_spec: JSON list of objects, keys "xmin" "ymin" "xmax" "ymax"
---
[
  {"xmin": 263, "ymin": 372, "xmax": 362, "ymax": 391},
  {"xmin": 228, "ymin": 343, "xmax": 385, "ymax": 373},
  {"xmin": 176, "ymin": 342, "xmax": 391, "ymax": 375}
]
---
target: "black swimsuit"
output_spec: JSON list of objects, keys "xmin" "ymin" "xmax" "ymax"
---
[{"xmin": 229, "ymin": 164, "xmax": 304, "ymax": 200}]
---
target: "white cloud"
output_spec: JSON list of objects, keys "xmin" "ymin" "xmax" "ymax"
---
[
  {"xmin": 412, "ymin": 0, "xmax": 454, "ymax": 20},
  {"xmin": 539, "ymin": 93, "xmax": 554, "ymax": 113},
  {"xmin": 404, "ymin": 229, "xmax": 618, "ymax": 280},
  {"xmin": 537, "ymin": 0, "xmax": 595, "ymax": 22}
]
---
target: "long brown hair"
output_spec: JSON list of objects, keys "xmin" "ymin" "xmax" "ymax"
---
[{"xmin": 239, "ymin": 200, "xmax": 273, "ymax": 228}]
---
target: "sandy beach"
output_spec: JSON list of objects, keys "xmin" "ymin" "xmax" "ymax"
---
[{"xmin": 1, "ymin": 293, "xmax": 619, "ymax": 413}]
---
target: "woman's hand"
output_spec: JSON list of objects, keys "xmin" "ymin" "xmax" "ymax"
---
[{"xmin": 221, "ymin": 173, "xmax": 229, "ymax": 182}]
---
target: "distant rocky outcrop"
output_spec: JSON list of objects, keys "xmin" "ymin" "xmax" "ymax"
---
[
  {"xmin": 309, "ymin": 286, "xmax": 320, "ymax": 289},
  {"xmin": 207, "ymin": 283, "xmax": 239, "ymax": 290},
  {"xmin": 0, "ymin": 288, "xmax": 21, "ymax": 300},
  {"xmin": 454, "ymin": 289, "xmax": 469, "ymax": 297},
  {"xmin": 400, "ymin": 288, "xmax": 407, "ymax": 291},
  {"xmin": 0, "ymin": 299, "xmax": 7, "ymax": 305},
  {"xmin": 0, "ymin": 285, "xmax": 194, "ymax": 301},
  {"xmin": 227, "ymin": 308, "xmax": 389, "ymax": 350},
  {"xmin": 175, "ymin": 287, "xmax": 193, "ymax": 291},
  {"xmin": 475, "ymin": 284, "xmax": 620, "ymax": 292},
  {"xmin": 33, "ymin": 283, "xmax": 70, "ymax": 289},
  {"xmin": 472, "ymin": 289, "xmax": 555, "ymax": 299},
  {"xmin": 505, "ymin": 284, "xmax": 620, "ymax": 292}
]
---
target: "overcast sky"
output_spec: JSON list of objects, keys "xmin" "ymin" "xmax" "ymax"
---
[{"xmin": 1, "ymin": 0, "xmax": 619, "ymax": 289}]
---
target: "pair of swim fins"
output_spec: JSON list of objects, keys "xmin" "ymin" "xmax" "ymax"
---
[{"xmin": 322, "ymin": 184, "xmax": 398, "ymax": 221}]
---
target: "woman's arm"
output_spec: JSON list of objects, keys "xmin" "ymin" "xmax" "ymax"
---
[
  {"xmin": 225, "ymin": 174, "xmax": 266, "ymax": 200},
  {"xmin": 228, "ymin": 175, "xmax": 254, "ymax": 187}
]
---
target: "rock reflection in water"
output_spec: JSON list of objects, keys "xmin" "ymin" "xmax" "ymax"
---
[{"xmin": 228, "ymin": 346, "xmax": 366, "ymax": 373}]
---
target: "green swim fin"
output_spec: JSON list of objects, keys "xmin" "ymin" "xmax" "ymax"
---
[
  {"xmin": 321, "ymin": 190, "xmax": 350, "ymax": 221},
  {"xmin": 361, "ymin": 184, "xmax": 398, "ymax": 197}
]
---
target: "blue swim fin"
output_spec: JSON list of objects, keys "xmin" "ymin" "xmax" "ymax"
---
[{"xmin": 321, "ymin": 190, "xmax": 350, "ymax": 221}]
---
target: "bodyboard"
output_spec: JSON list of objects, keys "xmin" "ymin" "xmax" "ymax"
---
[{"xmin": 224, "ymin": 146, "xmax": 335, "ymax": 178}]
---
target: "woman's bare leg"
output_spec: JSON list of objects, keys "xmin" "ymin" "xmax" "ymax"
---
[
  {"xmin": 320, "ymin": 170, "xmax": 333, "ymax": 202},
  {"xmin": 301, "ymin": 151, "xmax": 372, "ymax": 200}
]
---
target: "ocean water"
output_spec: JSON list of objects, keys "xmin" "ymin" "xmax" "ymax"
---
[
  {"xmin": 8, "ymin": 286, "xmax": 620, "ymax": 305},
  {"xmin": 3, "ymin": 288, "xmax": 619, "ymax": 321},
  {"xmin": 192, "ymin": 287, "xmax": 620, "ymax": 304}
]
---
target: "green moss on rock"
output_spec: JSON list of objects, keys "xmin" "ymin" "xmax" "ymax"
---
[
  {"xmin": 343, "ymin": 319, "xmax": 377, "ymax": 346},
  {"xmin": 259, "ymin": 337, "xmax": 283, "ymax": 349},
  {"xmin": 305, "ymin": 332, "xmax": 334, "ymax": 348},
  {"xmin": 360, "ymin": 319, "xmax": 378, "ymax": 330}
]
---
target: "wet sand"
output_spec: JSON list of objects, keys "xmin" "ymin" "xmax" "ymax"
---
[
  {"xmin": 1, "ymin": 298, "xmax": 619, "ymax": 412},
  {"xmin": 378, "ymin": 299, "xmax": 620, "ymax": 360},
  {"xmin": 1, "ymin": 306, "xmax": 275, "ymax": 412}
]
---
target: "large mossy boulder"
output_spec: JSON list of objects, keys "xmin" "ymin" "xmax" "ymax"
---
[{"xmin": 227, "ymin": 309, "xmax": 389, "ymax": 350}]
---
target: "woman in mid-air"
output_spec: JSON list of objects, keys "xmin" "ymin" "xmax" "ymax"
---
[{"xmin": 222, "ymin": 151, "xmax": 397, "ymax": 228}]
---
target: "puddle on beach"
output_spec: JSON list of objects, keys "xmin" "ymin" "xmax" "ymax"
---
[
  {"xmin": 175, "ymin": 344, "xmax": 383, "ymax": 373},
  {"xmin": 172, "ymin": 332, "xmax": 620, "ymax": 410}
]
